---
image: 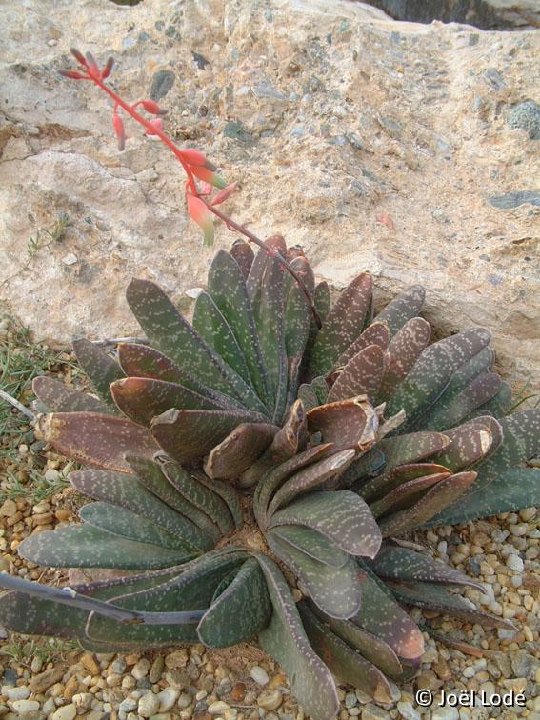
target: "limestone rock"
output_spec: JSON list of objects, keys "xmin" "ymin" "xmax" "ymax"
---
[{"xmin": 0, "ymin": 0, "xmax": 538, "ymax": 392}]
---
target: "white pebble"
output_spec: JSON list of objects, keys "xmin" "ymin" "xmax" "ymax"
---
[
  {"xmin": 138, "ymin": 691, "xmax": 160, "ymax": 718},
  {"xmin": 506, "ymin": 554, "xmax": 524, "ymax": 572},
  {"xmin": 131, "ymin": 658, "xmax": 151, "ymax": 680},
  {"xmin": 157, "ymin": 688, "xmax": 179, "ymax": 712},
  {"xmin": 51, "ymin": 705, "xmax": 77, "ymax": 720},
  {"xmin": 6, "ymin": 687, "xmax": 30, "ymax": 700},
  {"xmin": 10, "ymin": 700, "xmax": 40, "ymax": 714},
  {"xmin": 208, "ymin": 700, "xmax": 230, "ymax": 714},
  {"xmin": 249, "ymin": 666, "xmax": 269, "ymax": 686}
]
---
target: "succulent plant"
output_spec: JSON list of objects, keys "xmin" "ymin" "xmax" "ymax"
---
[{"xmin": 1, "ymin": 237, "xmax": 538, "ymax": 720}]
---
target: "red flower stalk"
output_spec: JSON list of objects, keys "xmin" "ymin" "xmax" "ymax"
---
[{"xmin": 60, "ymin": 48, "xmax": 321, "ymax": 327}]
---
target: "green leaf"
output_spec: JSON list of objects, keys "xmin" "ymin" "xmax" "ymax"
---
[
  {"xmin": 270, "ymin": 491, "xmax": 381, "ymax": 559},
  {"xmin": 297, "ymin": 383, "xmax": 319, "ymax": 411},
  {"xmin": 309, "ymin": 273, "xmax": 372, "ymax": 378},
  {"xmin": 126, "ymin": 279, "xmax": 267, "ymax": 415},
  {"xmin": 306, "ymin": 603, "xmax": 403, "ymax": 679},
  {"xmin": 370, "ymin": 470, "xmax": 450, "ymax": 518},
  {"xmin": 385, "ymin": 329, "xmax": 492, "ymax": 429},
  {"xmin": 298, "ymin": 603, "xmax": 394, "ymax": 703},
  {"xmin": 229, "ymin": 239, "xmax": 254, "ymax": 280},
  {"xmin": 269, "ymin": 525, "xmax": 349, "ymax": 568},
  {"xmin": 426, "ymin": 467, "xmax": 540, "ymax": 526},
  {"xmin": 192, "ymin": 291, "xmax": 251, "ymax": 380},
  {"xmin": 32, "ymin": 376, "xmax": 112, "ymax": 414},
  {"xmin": 358, "ymin": 431, "xmax": 450, "ymax": 501},
  {"xmin": 377, "ymin": 317, "xmax": 431, "ymax": 402},
  {"xmin": 256, "ymin": 554, "xmax": 339, "ymax": 720},
  {"xmin": 327, "ymin": 345, "xmax": 385, "ymax": 403},
  {"xmin": 79, "ymin": 502, "xmax": 194, "ymax": 551},
  {"xmin": 335, "ymin": 321, "xmax": 389, "ymax": 370},
  {"xmin": 204, "ymin": 422, "xmax": 278, "ymax": 479},
  {"xmin": 70, "ymin": 468, "xmax": 213, "ymax": 551},
  {"xmin": 208, "ymin": 250, "xmax": 271, "ymax": 407},
  {"xmin": 388, "ymin": 581, "xmax": 514, "ymax": 630},
  {"xmin": 268, "ymin": 449, "xmax": 355, "ymax": 515},
  {"xmin": 370, "ymin": 545, "xmax": 484, "ymax": 591},
  {"xmin": 72, "ymin": 338, "xmax": 125, "ymax": 406},
  {"xmin": 35, "ymin": 412, "xmax": 158, "ymax": 473},
  {"xmin": 429, "ymin": 418, "xmax": 502, "ymax": 471},
  {"xmin": 372, "ymin": 285, "xmax": 425, "ymax": 336},
  {"xmin": 352, "ymin": 565, "xmax": 424, "ymax": 662},
  {"xmin": 285, "ymin": 261, "xmax": 312, "ymax": 407},
  {"xmin": 150, "ymin": 407, "xmax": 260, "ymax": 463},
  {"xmin": 126, "ymin": 456, "xmax": 221, "ymax": 543},
  {"xmin": 161, "ymin": 461, "xmax": 234, "ymax": 535},
  {"xmin": 379, "ymin": 471, "xmax": 476, "ymax": 536},
  {"xmin": 268, "ymin": 533, "xmax": 362, "ymax": 619},
  {"xmin": 18, "ymin": 525, "xmax": 194, "ymax": 569},
  {"xmin": 110, "ymin": 377, "xmax": 219, "ymax": 426},
  {"xmin": 197, "ymin": 559, "xmax": 271, "ymax": 647},
  {"xmin": 313, "ymin": 281, "xmax": 331, "ymax": 324},
  {"xmin": 191, "ymin": 469, "xmax": 244, "ymax": 530},
  {"xmin": 422, "ymin": 373, "xmax": 502, "ymax": 431}
]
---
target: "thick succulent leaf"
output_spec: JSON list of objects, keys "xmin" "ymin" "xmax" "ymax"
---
[
  {"xmin": 247, "ymin": 235, "xmax": 287, "ymax": 301},
  {"xmin": 161, "ymin": 461, "xmax": 234, "ymax": 535},
  {"xmin": 336, "ymin": 449, "xmax": 386, "ymax": 489},
  {"xmin": 370, "ymin": 546, "xmax": 484, "ymax": 591},
  {"xmin": 254, "ymin": 444, "xmax": 334, "ymax": 527},
  {"xmin": 423, "ymin": 372, "xmax": 502, "ymax": 431},
  {"xmin": 270, "ymin": 490, "xmax": 382, "ymax": 558},
  {"xmin": 111, "ymin": 377, "xmax": 220, "ymax": 426},
  {"xmin": 385, "ymin": 329, "xmax": 491, "ymax": 429},
  {"xmin": 352, "ymin": 564, "xmax": 424, "ymax": 661},
  {"xmin": 126, "ymin": 279, "xmax": 267, "ymax": 415},
  {"xmin": 285, "ymin": 262, "xmax": 312, "ymax": 406},
  {"xmin": 335, "ymin": 321, "xmax": 389, "ymax": 370},
  {"xmin": 388, "ymin": 581, "xmax": 514, "ymax": 630},
  {"xmin": 35, "ymin": 412, "xmax": 158, "ymax": 473},
  {"xmin": 309, "ymin": 273, "xmax": 372, "ymax": 378},
  {"xmin": 358, "ymin": 432, "xmax": 450, "ymax": 501},
  {"xmin": 268, "ymin": 449, "xmax": 355, "ymax": 515},
  {"xmin": 86, "ymin": 549, "xmax": 247, "ymax": 646},
  {"xmin": 379, "ymin": 471, "xmax": 477, "ymax": 536},
  {"xmin": 378, "ymin": 317, "xmax": 431, "ymax": 401},
  {"xmin": 297, "ymin": 383, "xmax": 319, "ymax": 411},
  {"xmin": 192, "ymin": 291, "xmax": 251, "ymax": 380},
  {"xmin": 32, "ymin": 376, "xmax": 111, "ymax": 414},
  {"xmin": 256, "ymin": 554, "xmax": 339, "ymax": 720},
  {"xmin": 209, "ymin": 250, "xmax": 271, "ymax": 407},
  {"xmin": 126, "ymin": 456, "xmax": 222, "ymax": 543},
  {"xmin": 429, "ymin": 419, "xmax": 501, "ymax": 472},
  {"xmin": 229, "ymin": 239, "xmax": 254, "ymax": 279},
  {"xmin": 268, "ymin": 534, "xmax": 363, "ymax": 619},
  {"xmin": 197, "ymin": 559, "xmax": 271, "ymax": 647},
  {"xmin": 468, "ymin": 380, "xmax": 512, "ymax": 419},
  {"xmin": 79, "ymin": 502, "xmax": 194, "ymax": 551},
  {"xmin": 70, "ymin": 468, "xmax": 212, "ymax": 550},
  {"xmin": 269, "ymin": 525, "xmax": 349, "ymax": 568},
  {"xmin": 18, "ymin": 525, "xmax": 194, "ymax": 569},
  {"xmin": 314, "ymin": 281, "xmax": 331, "ymax": 324},
  {"xmin": 204, "ymin": 422, "xmax": 277, "ymax": 479},
  {"xmin": 72, "ymin": 338, "xmax": 125, "ymax": 405},
  {"xmin": 0, "ymin": 568, "xmax": 183, "ymax": 639},
  {"xmin": 190, "ymin": 469, "xmax": 243, "ymax": 530},
  {"xmin": 310, "ymin": 376, "xmax": 329, "ymax": 406},
  {"xmin": 307, "ymin": 603, "xmax": 403, "ymax": 679},
  {"xmin": 427, "ymin": 467, "xmax": 540, "ymax": 526},
  {"xmin": 370, "ymin": 470, "xmax": 451, "ymax": 518},
  {"xmin": 150, "ymin": 408, "xmax": 259, "ymax": 463},
  {"xmin": 299, "ymin": 603, "xmax": 394, "ymax": 703},
  {"xmin": 307, "ymin": 397, "xmax": 379, "ymax": 452},
  {"xmin": 372, "ymin": 285, "xmax": 426, "ymax": 336},
  {"xmin": 474, "ymin": 409, "xmax": 540, "ymax": 478},
  {"xmin": 327, "ymin": 345, "xmax": 385, "ymax": 403}
]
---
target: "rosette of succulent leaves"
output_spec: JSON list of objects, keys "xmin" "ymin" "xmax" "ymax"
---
[{"xmin": 1, "ymin": 237, "xmax": 538, "ymax": 720}]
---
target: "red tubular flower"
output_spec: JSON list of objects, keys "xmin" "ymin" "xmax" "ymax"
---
[
  {"xmin": 70, "ymin": 48, "xmax": 88, "ymax": 67},
  {"xmin": 211, "ymin": 182, "xmax": 239, "ymax": 206},
  {"xmin": 187, "ymin": 193, "xmax": 214, "ymax": 246},
  {"xmin": 59, "ymin": 70, "xmax": 87, "ymax": 80},
  {"xmin": 141, "ymin": 99, "xmax": 165, "ymax": 115},
  {"xmin": 101, "ymin": 57, "xmax": 114, "ymax": 80},
  {"xmin": 112, "ymin": 111, "xmax": 126, "ymax": 151}
]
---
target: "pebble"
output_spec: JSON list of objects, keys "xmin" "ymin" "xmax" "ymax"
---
[
  {"xmin": 249, "ymin": 666, "xmax": 270, "ymax": 686},
  {"xmin": 165, "ymin": 650, "xmax": 188, "ymax": 669},
  {"xmin": 51, "ymin": 705, "xmax": 77, "ymax": 720},
  {"xmin": 80, "ymin": 653, "xmax": 100, "ymax": 676},
  {"xmin": 177, "ymin": 692, "xmax": 192, "ymax": 710},
  {"xmin": 208, "ymin": 700, "xmax": 230, "ymax": 714},
  {"xmin": 257, "ymin": 689, "xmax": 283, "ymax": 711},
  {"xmin": 119, "ymin": 698, "xmax": 138, "ymax": 713},
  {"xmin": 149, "ymin": 655, "xmax": 165, "ymax": 684},
  {"xmin": 131, "ymin": 658, "xmax": 151, "ymax": 680},
  {"xmin": 360, "ymin": 705, "xmax": 391, "ymax": 720},
  {"xmin": 345, "ymin": 692, "xmax": 357, "ymax": 709},
  {"xmin": 6, "ymin": 686, "xmax": 30, "ymax": 700},
  {"xmin": 9, "ymin": 699, "xmax": 40, "ymax": 713},
  {"xmin": 29, "ymin": 667, "xmax": 65, "ymax": 693},
  {"xmin": 138, "ymin": 691, "xmax": 160, "ymax": 717},
  {"xmin": 506, "ymin": 554, "xmax": 524, "ymax": 572},
  {"xmin": 397, "ymin": 702, "xmax": 420, "ymax": 720},
  {"xmin": 157, "ymin": 688, "xmax": 179, "ymax": 712},
  {"xmin": 432, "ymin": 709, "xmax": 459, "ymax": 720},
  {"xmin": 72, "ymin": 692, "xmax": 93, "ymax": 712}
]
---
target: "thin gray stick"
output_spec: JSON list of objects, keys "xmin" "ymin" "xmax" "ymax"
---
[
  {"xmin": 0, "ymin": 389, "xmax": 36, "ymax": 421},
  {"xmin": 0, "ymin": 573, "xmax": 205, "ymax": 625}
]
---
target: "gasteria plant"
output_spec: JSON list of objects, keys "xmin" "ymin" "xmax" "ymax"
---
[{"xmin": 0, "ymin": 51, "xmax": 538, "ymax": 720}]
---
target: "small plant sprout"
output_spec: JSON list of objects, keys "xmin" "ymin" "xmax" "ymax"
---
[{"xmin": 61, "ymin": 49, "xmax": 321, "ymax": 326}]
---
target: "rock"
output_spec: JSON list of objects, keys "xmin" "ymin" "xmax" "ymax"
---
[
  {"xmin": 51, "ymin": 705, "xmax": 77, "ymax": 720},
  {"xmin": 79, "ymin": 653, "xmax": 100, "ymax": 676},
  {"xmin": 507, "ymin": 554, "xmax": 525, "ymax": 572},
  {"xmin": 208, "ymin": 700, "xmax": 230, "ymax": 715},
  {"xmin": 164, "ymin": 650, "xmax": 189, "ymax": 669},
  {"xmin": 149, "ymin": 655, "xmax": 165, "ymax": 684},
  {"xmin": 29, "ymin": 667, "xmax": 65, "ymax": 694},
  {"xmin": 138, "ymin": 691, "xmax": 160, "ymax": 718},
  {"xmin": 9, "ymin": 700, "xmax": 40, "ymax": 714},
  {"xmin": 72, "ymin": 693, "xmax": 93, "ymax": 712},
  {"xmin": 365, "ymin": 1, "xmax": 539, "ymax": 28},
  {"xmin": 157, "ymin": 688, "xmax": 179, "ymax": 713},
  {"xmin": 432, "ymin": 709, "xmax": 459, "ymax": 720},
  {"xmin": 361, "ymin": 705, "xmax": 391, "ymax": 720},
  {"xmin": 249, "ymin": 666, "xmax": 270, "ymax": 686},
  {"xmin": 0, "ymin": 0, "xmax": 538, "ymax": 397},
  {"xmin": 0, "ymin": 500, "xmax": 17, "ymax": 518},
  {"xmin": 397, "ymin": 702, "xmax": 420, "ymax": 720},
  {"xmin": 508, "ymin": 100, "xmax": 540, "ymax": 139},
  {"xmin": 132, "ymin": 658, "xmax": 151, "ymax": 680},
  {"xmin": 257, "ymin": 689, "xmax": 284, "ymax": 711},
  {"xmin": 6, "ymin": 687, "xmax": 30, "ymax": 700}
]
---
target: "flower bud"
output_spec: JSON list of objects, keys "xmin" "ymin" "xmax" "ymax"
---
[
  {"xmin": 141, "ymin": 99, "xmax": 164, "ymax": 115},
  {"xmin": 112, "ymin": 112, "xmax": 126, "ymax": 151},
  {"xmin": 101, "ymin": 57, "xmax": 114, "ymax": 80}
]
